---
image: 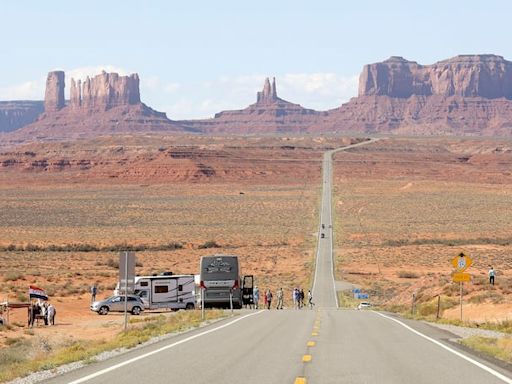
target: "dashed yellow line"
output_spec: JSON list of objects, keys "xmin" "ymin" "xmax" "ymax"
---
[
  {"xmin": 294, "ymin": 377, "xmax": 307, "ymax": 384},
  {"xmin": 311, "ymin": 332, "xmax": 318, "ymax": 336},
  {"xmin": 307, "ymin": 341, "xmax": 316, "ymax": 347},
  {"xmin": 302, "ymin": 354, "xmax": 312, "ymax": 362}
]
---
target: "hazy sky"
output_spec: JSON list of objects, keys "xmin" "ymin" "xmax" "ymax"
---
[{"xmin": 1, "ymin": 0, "xmax": 511, "ymax": 119}]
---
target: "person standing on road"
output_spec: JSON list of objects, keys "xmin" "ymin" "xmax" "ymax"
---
[
  {"xmin": 299, "ymin": 289, "xmax": 305, "ymax": 309},
  {"xmin": 90, "ymin": 284, "xmax": 98, "ymax": 303},
  {"xmin": 308, "ymin": 290, "xmax": 314, "ymax": 309},
  {"xmin": 253, "ymin": 286, "xmax": 260, "ymax": 309},
  {"xmin": 489, "ymin": 266, "xmax": 496, "ymax": 285},
  {"xmin": 293, "ymin": 288, "xmax": 299, "ymax": 309},
  {"xmin": 266, "ymin": 289, "xmax": 273, "ymax": 310},
  {"xmin": 276, "ymin": 288, "xmax": 284, "ymax": 309}
]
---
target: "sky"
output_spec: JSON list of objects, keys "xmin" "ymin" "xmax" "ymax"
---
[{"xmin": 1, "ymin": 0, "xmax": 511, "ymax": 119}]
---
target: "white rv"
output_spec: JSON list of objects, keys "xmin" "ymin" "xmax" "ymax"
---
[{"xmin": 116, "ymin": 274, "xmax": 196, "ymax": 310}]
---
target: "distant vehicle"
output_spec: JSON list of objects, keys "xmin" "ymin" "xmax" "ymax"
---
[
  {"xmin": 321, "ymin": 233, "xmax": 325, "ymax": 238},
  {"xmin": 357, "ymin": 302, "xmax": 371, "ymax": 310},
  {"xmin": 134, "ymin": 274, "xmax": 196, "ymax": 310},
  {"xmin": 321, "ymin": 224, "xmax": 325, "ymax": 229},
  {"xmin": 200, "ymin": 255, "xmax": 243, "ymax": 309},
  {"xmin": 91, "ymin": 295, "xmax": 144, "ymax": 315}
]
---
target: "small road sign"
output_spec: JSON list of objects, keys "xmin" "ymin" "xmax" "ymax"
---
[
  {"xmin": 451, "ymin": 252, "xmax": 472, "ymax": 272},
  {"xmin": 452, "ymin": 272, "xmax": 471, "ymax": 282}
]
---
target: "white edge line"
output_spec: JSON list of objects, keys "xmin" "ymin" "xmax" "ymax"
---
[
  {"xmin": 327, "ymin": 152, "xmax": 339, "ymax": 309},
  {"xmin": 376, "ymin": 312, "xmax": 512, "ymax": 384},
  {"xmin": 68, "ymin": 310, "xmax": 266, "ymax": 384}
]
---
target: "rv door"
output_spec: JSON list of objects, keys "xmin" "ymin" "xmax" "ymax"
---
[{"xmin": 242, "ymin": 275, "xmax": 254, "ymax": 305}]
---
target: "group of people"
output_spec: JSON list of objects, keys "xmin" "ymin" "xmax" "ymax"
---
[
  {"xmin": 28, "ymin": 300, "xmax": 56, "ymax": 327},
  {"xmin": 252, "ymin": 286, "xmax": 313, "ymax": 310}
]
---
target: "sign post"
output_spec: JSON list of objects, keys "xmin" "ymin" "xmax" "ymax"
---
[
  {"xmin": 119, "ymin": 251, "xmax": 136, "ymax": 331},
  {"xmin": 201, "ymin": 287, "xmax": 205, "ymax": 321},
  {"xmin": 451, "ymin": 252, "xmax": 472, "ymax": 322}
]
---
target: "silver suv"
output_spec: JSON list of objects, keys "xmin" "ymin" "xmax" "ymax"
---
[{"xmin": 91, "ymin": 295, "xmax": 144, "ymax": 315}]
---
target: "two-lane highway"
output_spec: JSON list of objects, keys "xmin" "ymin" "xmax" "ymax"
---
[{"xmin": 44, "ymin": 138, "xmax": 512, "ymax": 384}]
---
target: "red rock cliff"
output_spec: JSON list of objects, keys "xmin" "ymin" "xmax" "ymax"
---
[
  {"xmin": 359, "ymin": 55, "xmax": 512, "ymax": 99},
  {"xmin": 70, "ymin": 71, "xmax": 141, "ymax": 111}
]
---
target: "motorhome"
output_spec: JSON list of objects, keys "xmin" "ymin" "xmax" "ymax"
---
[
  {"xmin": 115, "ymin": 274, "xmax": 196, "ymax": 310},
  {"xmin": 200, "ymin": 255, "xmax": 243, "ymax": 308}
]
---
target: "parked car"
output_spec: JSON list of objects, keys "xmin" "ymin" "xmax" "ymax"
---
[
  {"xmin": 91, "ymin": 295, "xmax": 145, "ymax": 315},
  {"xmin": 357, "ymin": 302, "xmax": 371, "ymax": 310}
]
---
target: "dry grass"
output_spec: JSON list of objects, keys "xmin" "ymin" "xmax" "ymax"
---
[
  {"xmin": 0, "ymin": 310, "xmax": 225, "ymax": 383},
  {"xmin": 333, "ymin": 137, "xmax": 512, "ymax": 321}
]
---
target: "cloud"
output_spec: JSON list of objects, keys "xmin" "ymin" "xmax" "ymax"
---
[
  {"xmin": 0, "ymin": 80, "xmax": 45, "ymax": 100},
  {"xmin": 149, "ymin": 73, "xmax": 359, "ymax": 119},
  {"xmin": 66, "ymin": 65, "xmax": 131, "ymax": 82}
]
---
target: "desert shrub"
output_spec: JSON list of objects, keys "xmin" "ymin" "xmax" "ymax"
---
[
  {"xmin": 106, "ymin": 258, "xmax": 119, "ymax": 269},
  {"xmin": 24, "ymin": 243, "xmax": 42, "ymax": 251},
  {"xmin": 16, "ymin": 292, "xmax": 27, "ymax": 302},
  {"xmin": 397, "ymin": 271, "xmax": 419, "ymax": 279},
  {"xmin": 4, "ymin": 272, "xmax": 24, "ymax": 282},
  {"xmin": 198, "ymin": 240, "xmax": 221, "ymax": 249}
]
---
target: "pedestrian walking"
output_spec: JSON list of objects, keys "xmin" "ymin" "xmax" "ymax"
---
[
  {"xmin": 293, "ymin": 288, "xmax": 299, "ymax": 309},
  {"xmin": 276, "ymin": 288, "xmax": 284, "ymax": 309},
  {"xmin": 42, "ymin": 302, "xmax": 48, "ymax": 325},
  {"xmin": 308, "ymin": 290, "xmax": 314, "ymax": 309},
  {"xmin": 253, "ymin": 286, "xmax": 260, "ymax": 309},
  {"xmin": 90, "ymin": 284, "xmax": 98, "ymax": 303},
  {"xmin": 266, "ymin": 289, "xmax": 273, "ymax": 310},
  {"xmin": 299, "ymin": 289, "xmax": 305, "ymax": 309},
  {"xmin": 489, "ymin": 266, "xmax": 496, "ymax": 285},
  {"xmin": 47, "ymin": 303, "xmax": 56, "ymax": 326}
]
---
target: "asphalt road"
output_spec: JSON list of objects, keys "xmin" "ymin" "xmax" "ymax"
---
[{"xmin": 45, "ymin": 138, "xmax": 512, "ymax": 384}]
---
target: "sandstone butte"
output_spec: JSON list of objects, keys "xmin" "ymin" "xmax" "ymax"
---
[
  {"xmin": 2, "ymin": 54, "xmax": 512, "ymax": 140},
  {"xmin": 180, "ymin": 77, "xmax": 326, "ymax": 133},
  {"xmin": 1, "ymin": 70, "xmax": 192, "ymax": 143}
]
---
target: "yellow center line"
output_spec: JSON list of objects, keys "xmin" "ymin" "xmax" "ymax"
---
[
  {"xmin": 294, "ymin": 377, "xmax": 307, "ymax": 384},
  {"xmin": 311, "ymin": 332, "xmax": 318, "ymax": 336},
  {"xmin": 307, "ymin": 341, "xmax": 316, "ymax": 347},
  {"xmin": 302, "ymin": 354, "xmax": 312, "ymax": 362}
]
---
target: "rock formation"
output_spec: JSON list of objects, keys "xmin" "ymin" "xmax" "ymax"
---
[
  {"xmin": 2, "ymin": 70, "xmax": 191, "ymax": 144},
  {"xmin": 359, "ymin": 55, "xmax": 512, "ymax": 99},
  {"xmin": 0, "ymin": 101, "xmax": 44, "ymax": 133},
  {"xmin": 181, "ymin": 77, "xmax": 325, "ymax": 133},
  {"xmin": 44, "ymin": 71, "xmax": 65, "ymax": 112},
  {"xmin": 71, "ymin": 72, "xmax": 141, "ymax": 110},
  {"xmin": 325, "ymin": 55, "xmax": 512, "ymax": 135}
]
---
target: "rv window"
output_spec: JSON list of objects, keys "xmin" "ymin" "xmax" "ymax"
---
[
  {"xmin": 140, "ymin": 281, "xmax": 149, "ymax": 287},
  {"xmin": 155, "ymin": 286, "xmax": 168, "ymax": 294},
  {"xmin": 178, "ymin": 285, "xmax": 183, "ymax": 291}
]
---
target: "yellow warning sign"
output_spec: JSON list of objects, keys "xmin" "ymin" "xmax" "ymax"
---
[
  {"xmin": 452, "ymin": 272, "xmax": 471, "ymax": 282},
  {"xmin": 451, "ymin": 252, "xmax": 472, "ymax": 272}
]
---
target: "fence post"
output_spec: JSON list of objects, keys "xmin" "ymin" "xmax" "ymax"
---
[{"xmin": 436, "ymin": 295, "xmax": 441, "ymax": 319}]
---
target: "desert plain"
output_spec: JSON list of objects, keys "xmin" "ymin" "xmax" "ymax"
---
[{"xmin": 1, "ymin": 133, "xmax": 512, "ymax": 360}]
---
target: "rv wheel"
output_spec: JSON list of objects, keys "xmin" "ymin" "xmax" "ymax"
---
[{"xmin": 185, "ymin": 303, "xmax": 195, "ymax": 310}]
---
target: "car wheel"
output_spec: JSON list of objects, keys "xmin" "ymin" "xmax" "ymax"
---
[
  {"xmin": 185, "ymin": 303, "xmax": 195, "ymax": 310},
  {"xmin": 98, "ymin": 306, "xmax": 109, "ymax": 315},
  {"xmin": 131, "ymin": 306, "xmax": 141, "ymax": 315}
]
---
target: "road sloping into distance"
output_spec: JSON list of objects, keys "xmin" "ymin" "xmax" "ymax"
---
[{"xmin": 45, "ymin": 138, "xmax": 512, "ymax": 384}]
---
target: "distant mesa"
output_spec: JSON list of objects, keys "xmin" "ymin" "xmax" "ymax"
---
[
  {"xmin": 2, "ymin": 70, "xmax": 191, "ymax": 144},
  {"xmin": 181, "ymin": 77, "xmax": 325, "ymax": 133},
  {"xmin": 3, "ymin": 54, "xmax": 512, "ymax": 141},
  {"xmin": 325, "ymin": 54, "xmax": 512, "ymax": 136},
  {"xmin": 0, "ymin": 101, "xmax": 44, "ymax": 133}
]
